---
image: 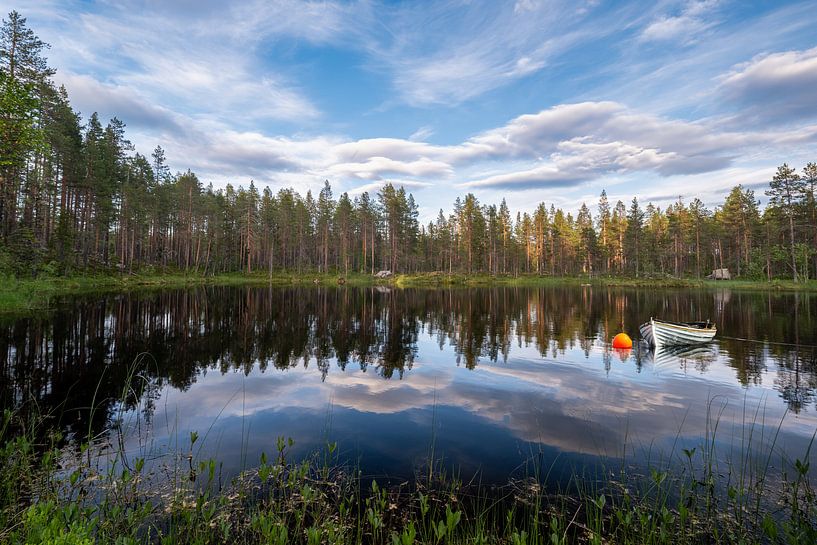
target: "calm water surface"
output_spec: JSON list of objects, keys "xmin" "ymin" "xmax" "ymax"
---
[{"xmin": 2, "ymin": 286, "xmax": 816, "ymax": 484}]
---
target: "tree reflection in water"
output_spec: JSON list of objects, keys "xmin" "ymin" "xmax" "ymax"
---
[{"xmin": 1, "ymin": 286, "xmax": 815, "ymax": 473}]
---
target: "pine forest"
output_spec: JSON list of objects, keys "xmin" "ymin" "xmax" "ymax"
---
[{"xmin": 2, "ymin": 12, "xmax": 816, "ymax": 282}]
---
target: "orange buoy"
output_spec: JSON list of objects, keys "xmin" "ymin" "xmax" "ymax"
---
[{"xmin": 612, "ymin": 333, "xmax": 633, "ymax": 349}]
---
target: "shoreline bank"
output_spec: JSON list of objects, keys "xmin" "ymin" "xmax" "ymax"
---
[{"xmin": 1, "ymin": 271, "xmax": 815, "ymax": 313}]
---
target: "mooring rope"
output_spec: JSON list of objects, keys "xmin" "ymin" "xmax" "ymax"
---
[{"xmin": 718, "ymin": 335, "xmax": 817, "ymax": 350}]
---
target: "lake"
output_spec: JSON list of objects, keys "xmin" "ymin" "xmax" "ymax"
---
[{"xmin": 2, "ymin": 285, "xmax": 816, "ymax": 485}]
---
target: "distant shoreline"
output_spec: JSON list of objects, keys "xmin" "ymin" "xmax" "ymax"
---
[{"xmin": 2, "ymin": 271, "xmax": 815, "ymax": 314}]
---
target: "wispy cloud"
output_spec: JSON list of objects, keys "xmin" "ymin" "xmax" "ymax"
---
[
  {"xmin": 362, "ymin": 0, "xmax": 596, "ymax": 107},
  {"xmin": 409, "ymin": 126, "xmax": 435, "ymax": 142},
  {"xmin": 14, "ymin": 0, "xmax": 817, "ymax": 218},
  {"xmin": 45, "ymin": 1, "xmax": 323, "ymax": 127},
  {"xmin": 639, "ymin": 0, "xmax": 720, "ymax": 44}
]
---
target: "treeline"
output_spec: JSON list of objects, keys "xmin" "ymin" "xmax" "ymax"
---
[{"xmin": 1, "ymin": 11, "xmax": 816, "ymax": 280}]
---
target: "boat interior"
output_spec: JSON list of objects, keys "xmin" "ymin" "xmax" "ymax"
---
[{"xmin": 652, "ymin": 318, "xmax": 716, "ymax": 329}]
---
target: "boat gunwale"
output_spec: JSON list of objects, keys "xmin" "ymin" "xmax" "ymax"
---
[{"xmin": 647, "ymin": 318, "xmax": 717, "ymax": 332}]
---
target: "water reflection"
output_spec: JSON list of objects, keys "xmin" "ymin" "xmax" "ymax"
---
[
  {"xmin": 1, "ymin": 286, "xmax": 816, "ymax": 481},
  {"xmin": 641, "ymin": 344, "xmax": 717, "ymax": 371}
]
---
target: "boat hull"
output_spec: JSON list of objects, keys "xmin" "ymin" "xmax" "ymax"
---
[{"xmin": 639, "ymin": 319, "xmax": 716, "ymax": 348}]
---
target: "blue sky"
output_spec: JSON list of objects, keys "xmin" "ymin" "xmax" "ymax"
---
[{"xmin": 8, "ymin": 0, "xmax": 817, "ymax": 221}]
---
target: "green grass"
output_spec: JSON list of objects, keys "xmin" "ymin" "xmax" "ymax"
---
[
  {"xmin": 392, "ymin": 272, "xmax": 817, "ymax": 292},
  {"xmin": 0, "ymin": 272, "xmax": 378, "ymax": 314},
  {"xmin": 1, "ymin": 270, "xmax": 816, "ymax": 314},
  {"xmin": 2, "ymin": 395, "xmax": 816, "ymax": 544}
]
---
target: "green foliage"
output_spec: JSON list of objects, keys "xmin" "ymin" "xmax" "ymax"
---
[
  {"xmin": 1, "ymin": 410, "xmax": 816, "ymax": 544},
  {"xmin": 0, "ymin": 71, "xmax": 45, "ymax": 167},
  {"xmin": 0, "ymin": 243, "xmax": 15, "ymax": 278},
  {"xmin": 16, "ymin": 502, "xmax": 95, "ymax": 545}
]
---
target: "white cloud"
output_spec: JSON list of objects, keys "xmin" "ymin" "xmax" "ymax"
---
[
  {"xmin": 34, "ymin": 0, "xmax": 605, "ymax": 113},
  {"xmin": 39, "ymin": 2, "xmax": 322, "ymax": 127},
  {"xmin": 365, "ymin": 0, "xmax": 595, "ymax": 106},
  {"xmin": 229, "ymin": 0, "xmax": 359, "ymax": 45},
  {"xmin": 554, "ymin": 139, "xmax": 674, "ymax": 172},
  {"xmin": 455, "ymin": 101, "xmax": 747, "ymax": 188},
  {"xmin": 333, "ymin": 138, "xmax": 442, "ymax": 164},
  {"xmin": 116, "ymin": 99, "xmax": 814, "ymax": 203},
  {"xmin": 58, "ymin": 73, "xmax": 184, "ymax": 133},
  {"xmin": 462, "ymin": 165, "xmax": 585, "ymax": 190},
  {"xmin": 641, "ymin": 14, "xmax": 705, "ymax": 43},
  {"xmin": 347, "ymin": 179, "xmax": 433, "ymax": 196},
  {"xmin": 513, "ymin": 0, "xmax": 540, "ymax": 14},
  {"xmin": 409, "ymin": 126, "xmax": 435, "ymax": 142},
  {"xmin": 326, "ymin": 156, "xmax": 454, "ymax": 181},
  {"xmin": 640, "ymin": 0, "xmax": 719, "ymax": 44},
  {"xmin": 468, "ymin": 102, "xmax": 625, "ymax": 158},
  {"xmin": 719, "ymin": 46, "xmax": 817, "ymax": 124}
]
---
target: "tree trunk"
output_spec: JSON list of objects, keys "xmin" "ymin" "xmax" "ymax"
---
[{"xmin": 789, "ymin": 214, "xmax": 798, "ymax": 282}]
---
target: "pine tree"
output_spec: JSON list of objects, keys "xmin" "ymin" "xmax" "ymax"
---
[
  {"xmin": 767, "ymin": 164, "xmax": 805, "ymax": 281},
  {"xmin": 151, "ymin": 145, "xmax": 170, "ymax": 184},
  {"xmin": 316, "ymin": 180, "xmax": 334, "ymax": 272},
  {"xmin": 721, "ymin": 186, "xmax": 759, "ymax": 277},
  {"xmin": 625, "ymin": 198, "xmax": 644, "ymax": 277},
  {"xmin": 577, "ymin": 203, "xmax": 595, "ymax": 274},
  {"xmin": 611, "ymin": 200, "xmax": 627, "ymax": 273},
  {"xmin": 533, "ymin": 203, "xmax": 548, "ymax": 274},
  {"xmin": 0, "ymin": 11, "xmax": 55, "ymax": 86},
  {"xmin": 357, "ymin": 192, "xmax": 376, "ymax": 274},
  {"xmin": 334, "ymin": 192, "xmax": 354, "ymax": 276},
  {"xmin": 0, "ymin": 70, "xmax": 42, "ymax": 237},
  {"xmin": 498, "ymin": 199, "xmax": 512, "ymax": 273},
  {"xmin": 802, "ymin": 162, "xmax": 817, "ymax": 278},
  {"xmin": 0, "ymin": 11, "xmax": 54, "ymax": 240},
  {"xmin": 643, "ymin": 203, "xmax": 668, "ymax": 274},
  {"xmin": 597, "ymin": 190, "xmax": 611, "ymax": 272},
  {"xmin": 689, "ymin": 198, "xmax": 710, "ymax": 278}
]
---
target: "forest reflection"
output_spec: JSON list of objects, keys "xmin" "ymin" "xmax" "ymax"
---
[{"xmin": 1, "ymin": 286, "xmax": 816, "ymax": 443}]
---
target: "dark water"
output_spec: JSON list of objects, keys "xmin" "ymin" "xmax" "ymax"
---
[{"xmin": 2, "ymin": 286, "xmax": 816, "ymax": 484}]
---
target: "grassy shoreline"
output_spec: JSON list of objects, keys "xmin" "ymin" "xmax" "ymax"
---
[
  {"xmin": 1, "ymin": 405, "xmax": 815, "ymax": 544},
  {"xmin": 2, "ymin": 271, "xmax": 816, "ymax": 313},
  {"xmin": 390, "ymin": 272, "xmax": 817, "ymax": 291}
]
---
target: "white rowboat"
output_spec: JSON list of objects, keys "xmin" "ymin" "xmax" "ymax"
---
[{"xmin": 639, "ymin": 318, "xmax": 717, "ymax": 348}]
